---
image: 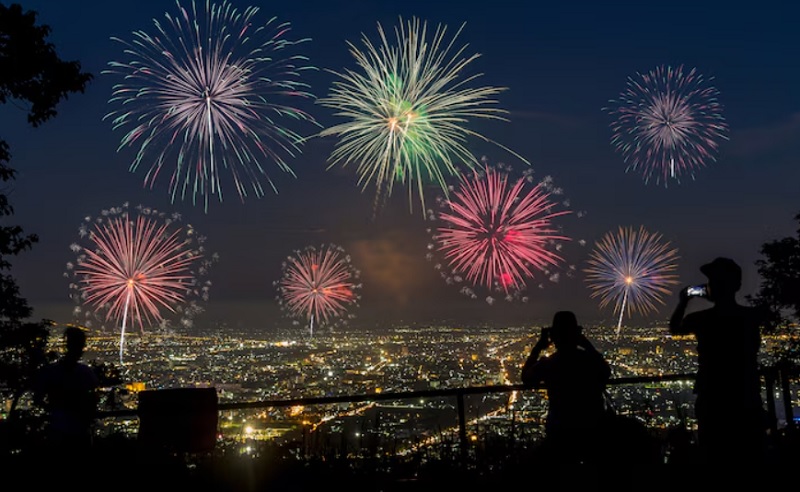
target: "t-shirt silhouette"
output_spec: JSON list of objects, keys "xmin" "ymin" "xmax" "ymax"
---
[
  {"xmin": 35, "ymin": 357, "xmax": 99, "ymax": 445},
  {"xmin": 673, "ymin": 303, "xmax": 763, "ymax": 407},
  {"xmin": 525, "ymin": 347, "xmax": 610, "ymax": 438},
  {"xmin": 672, "ymin": 301, "xmax": 767, "ymax": 466}
]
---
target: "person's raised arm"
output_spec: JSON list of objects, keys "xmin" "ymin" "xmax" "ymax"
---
[
  {"xmin": 521, "ymin": 328, "xmax": 551, "ymax": 386},
  {"xmin": 576, "ymin": 331, "xmax": 602, "ymax": 355},
  {"xmin": 669, "ymin": 286, "xmax": 692, "ymax": 335}
]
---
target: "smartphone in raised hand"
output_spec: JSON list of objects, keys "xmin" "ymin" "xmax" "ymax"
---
[{"xmin": 686, "ymin": 284, "xmax": 708, "ymax": 298}]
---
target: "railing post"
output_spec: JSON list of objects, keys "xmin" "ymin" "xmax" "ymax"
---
[
  {"xmin": 779, "ymin": 362, "xmax": 796, "ymax": 432},
  {"xmin": 764, "ymin": 366, "xmax": 779, "ymax": 436},
  {"xmin": 457, "ymin": 391, "xmax": 467, "ymax": 464}
]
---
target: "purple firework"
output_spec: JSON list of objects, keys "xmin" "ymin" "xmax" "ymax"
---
[
  {"xmin": 103, "ymin": 0, "xmax": 317, "ymax": 211},
  {"xmin": 605, "ymin": 64, "xmax": 729, "ymax": 186},
  {"xmin": 584, "ymin": 225, "xmax": 679, "ymax": 334}
]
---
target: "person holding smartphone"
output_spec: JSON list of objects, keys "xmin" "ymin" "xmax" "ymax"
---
[
  {"xmin": 669, "ymin": 257, "xmax": 771, "ymax": 469},
  {"xmin": 520, "ymin": 310, "xmax": 611, "ymax": 466}
]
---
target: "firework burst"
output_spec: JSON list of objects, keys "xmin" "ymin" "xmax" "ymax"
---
[
  {"xmin": 318, "ymin": 16, "xmax": 526, "ymax": 216},
  {"xmin": 103, "ymin": 0, "xmax": 318, "ymax": 211},
  {"xmin": 604, "ymin": 64, "xmax": 728, "ymax": 185},
  {"xmin": 65, "ymin": 203, "xmax": 216, "ymax": 363},
  {"xmin": 426, "ymin": 159, "xmax": 580, "ymax": 304},
  {"xmin": 584, "ymin": 225, "xmax": 679, "ymax": 334},
  {"xmin": 274, "ymin": 244, "xmax": 361, "ymax": 337}
]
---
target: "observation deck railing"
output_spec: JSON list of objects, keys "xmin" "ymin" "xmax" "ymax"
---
[{"xmin": 95, "ymin": 363, "xmax": 799, "ymax": 462}]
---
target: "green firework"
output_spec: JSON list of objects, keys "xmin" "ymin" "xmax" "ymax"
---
[{"xmin": 319, "ymin": 16, "xmax": 527, "ymax": 215}]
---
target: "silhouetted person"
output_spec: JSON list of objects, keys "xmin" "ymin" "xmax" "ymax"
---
[
  {"xmin": 520, "ymin": 311, "xmax": 611, "ymax": 465},
  {"xmin": 33, "ymin": 326, "xmax": 100, "ymax": 458},
  {"xmin": 669, "ymin": 257, "xmax": 769, "ymax": 469}
]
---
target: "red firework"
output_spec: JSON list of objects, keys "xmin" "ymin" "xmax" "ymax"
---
[
  {"xmin": 431, "ymin": 164, "xmax": 571, "ymax": 298},
  {"xmin": 70, "ymin": 205, "xmax": 207, "ymax": 363},
  {"xmin": 275, "ymin": 244, "xmax": 361, "ymax": 336}
]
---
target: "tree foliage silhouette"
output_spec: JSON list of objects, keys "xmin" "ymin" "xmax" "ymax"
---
[
  {"xmin": 0, "ymin": 2, "xmax": 92, "ymax": 427},
  {"xmin": 749, "ymin": 211, "xmax": 800, "ymax": 365}
]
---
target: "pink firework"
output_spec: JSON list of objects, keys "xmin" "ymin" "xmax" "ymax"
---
[
  {"xmin": 66, "ymin": 204, "xmax": 214, "ymax": 363},
  {"xmin": 275, "ymin": 244, "xmax": 361, "ymax": 337},
  {"xmin": 428, "ymin": 162, "xmax": 573, "ymax": 303}
]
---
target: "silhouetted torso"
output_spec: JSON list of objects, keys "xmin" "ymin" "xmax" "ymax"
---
[
  {"xmin": 33, "ymin": 328, "xmax": 99, "ymax": 453},
  {"xmin": 669, "ymin": 257, "xmax": 769, "ymax": 468},
  {"xmin": 678, "ymin": 304, "xmax": 762, "ymax": 402},
  {"xmin": 523, "ymin": 347, "xmax": 610, "ymax": 439},
  {"xmin": 520, "ymin": 311, "xmax": 612, "ymax": 465},
  {"xmin": 36, "ymin": 358, "xmax": 99, "ymax": 445},
  {"xmin": 673, "ymin": 303, "xmax": 766, "ymax": 464}
]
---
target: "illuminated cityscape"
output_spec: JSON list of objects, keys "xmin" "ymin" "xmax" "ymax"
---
[
  {"xmin": 1, "ymin": 1, "xmax": 798, "ymax": 489},
  {"xmin": 24, "ymin": 321, "xmax": 789, "ymax": 460}
]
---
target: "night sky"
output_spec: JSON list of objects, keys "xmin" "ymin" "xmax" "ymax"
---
[{"xmin": 1, "ymin": 0, "xmax": 798, "ymax": 332}]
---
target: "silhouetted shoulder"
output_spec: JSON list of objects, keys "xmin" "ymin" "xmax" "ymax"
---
[
  {"xmin": 727, "ymin": 304, "xmax": 771, "ymax": 330},
  {"xmin": 680, "ymin": 304, "xmax": 767, "ymax": 334},
  {"xmin": 522, "ymin": 353, "xmax": 555, "ymax": 387}
]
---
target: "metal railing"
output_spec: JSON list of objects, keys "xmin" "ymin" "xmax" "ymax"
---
[{"xmin": 96, "ymin": 364, "xmax": 799, "ymax": 461}]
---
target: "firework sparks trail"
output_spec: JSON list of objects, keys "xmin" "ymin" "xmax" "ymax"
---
[
  {"xmin": 604, "ymin": 64, "xmax": 728, "ymax": 186},
  {"xmin": 426, "ymin": 160, "xmax": 578, "ymax": 304},
  {"xmin": 103, "ymin": 0, "xmax": 318, "ymax": 211},
  {"xmin": 584, "ymin": 225, "xmax": 679, "ymax": 335},
  {"xmin": 66, "ymin": 203, "xmax": 216, "ymax": 364},
  {"xmin": 318, "ymin": 16, "xmax": 527, "ymax": 216},
  {"xmin": 275, "ymin": 244, "xmax": 361, "ymax": 337}
]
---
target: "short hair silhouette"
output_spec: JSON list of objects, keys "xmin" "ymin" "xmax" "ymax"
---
[{"xmin": 64, "ymin": 326, "xmax": 87, "ymax": 354}]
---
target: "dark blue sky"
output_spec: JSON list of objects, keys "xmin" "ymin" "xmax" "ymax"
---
[{"xmin": 1, "ymin": 0, "xmax": 798, "ymax": 332}]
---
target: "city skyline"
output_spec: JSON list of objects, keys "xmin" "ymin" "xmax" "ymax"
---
[{"xmin": 1, "ymin": 0, "xmax": 798, "ymax": 335}]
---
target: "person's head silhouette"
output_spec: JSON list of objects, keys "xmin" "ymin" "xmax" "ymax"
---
[
  {"xmin": 700, "ymin": 257, "xmax": 741, "ymax": 302},
  {"xmin": 63, "ymin": 326, "xmax": 87, "ymax": 363},
  {"xmin": 549, "ymin": 311, "xmax": 582, "ymax": 350}
]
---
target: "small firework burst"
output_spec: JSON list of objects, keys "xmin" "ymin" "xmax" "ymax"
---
[
  {"xmin": 604, "ymin": 64, "xmax": 728, "ymax": 185},
  {"xmin": 65, "ymin": 203, "xmax": 217, "ymax": 363},
  {"xmin": 274, "ymin": 243, "xmax": 361, "ymax": 337},
  {"xmin": 584, "ymin": 225, "xmax": 679, "ymax": 334}
]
